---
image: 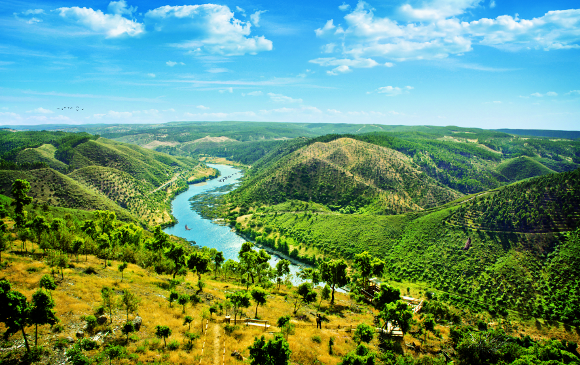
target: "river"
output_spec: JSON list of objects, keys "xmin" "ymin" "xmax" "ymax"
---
[{"xmin": 163, "ymin": 164, "xmax": 303, "ymax": 283}]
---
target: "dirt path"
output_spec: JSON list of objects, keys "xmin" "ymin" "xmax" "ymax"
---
[
  {"xmin": 212, "ymin": 323, "xmax": 221, "ymax": 365},
  {"xmin": 149, "ymin": 172, "xmax": 180, "ymax": 194}
]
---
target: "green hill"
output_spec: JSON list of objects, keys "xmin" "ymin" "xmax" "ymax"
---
[
  {"xmin": 496, "ymin": 156, "xmax": 554, "ymax": 181},
  {"xmin": 232, "ymin": 137, "xmax": 462, "ymax": 214},
  {"xmin": 14, "ymin": 144, "xmax": 69, "ymax": 172}
]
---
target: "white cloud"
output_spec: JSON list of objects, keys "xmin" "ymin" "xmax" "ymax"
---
[
  {"xmin": 311, "ymin": 0, "xmax": 580, "ymax": 73},
  {"xmin": 236, "ymin": 6, "xmax": 246, "ymax": 16},
  {"xmin": 321, "ymin": 43, "xmax": 336, "ymax": 53},
  {"xmin": 310, "ymin": 57, "xmax": 386, "ymax": 75},
  {"xmin": 107, "ymin": 0, "xmax": 136, "ymax": 16},
  {"xmin": 147, "ymin": 73, "xmax": 156, "ymax": 77},
  {"xmin": 207, "ymin": 67, "xmax": 229, "ymax": 73},
  {"xmin": 531, "ymin": 92, "xmax": 543, "ymax": 97},
  {"xmin": 22, "ymin": 9, "xmax": 44, "ymax": 15},
  {"xmin": 374, "ymin": 85, "xmax": 413, "ymax": 96},
  {"xmin": 567, "ymin": 90, "xmax": 580, "ymax": 95},
  {"xmin": 26, "ymin": 107, "xmax": 53, "ymax": 114},
  {"xmin": 268, "ymin": 93, "xmax": 303, "ymax": 103},
  {"xmin": 27, "ymin": 18, "xmax": 42, "ymax": 24},
  {"xmin": 489, "ymin": 0, "xmax": 496, "ymax": 8},
  {"xmin": 219, "ymin": 87, "xmax": 234, "ymax": 93},
  {"xmin": 243, "ymin": 91, "xmax": 263, "ymax": 96},
  {"xmin": 250, "ymin": 10, "xmax": 267, "ymax": 27},
  {"xmin": 531, "ymin": 91, "xmax": 558, "ymax": 97},
  {"xmin": 57, "ymin": 6, "xmax": 144, "ymax": 38},
  {"xmin": 546, "ymin": 91, "xmax": 558, "ymax": 96},
  {"xmin": 339, "ymin": 3, "xmax": 351, "ymax": 11},
  {"xmin": 315, "ymin": 19, "xmax": 336, "ymax": 37},
  {"xmin": 166, "ymin": 61, "xmax": 185, "ymax": 67},
  {"xmin": 196, "ymin": 105, "xmax": 210, "ymax": 110},
  {"xmin": 145, "ymin": 4, "xmax": 273, "ymax": 56}
]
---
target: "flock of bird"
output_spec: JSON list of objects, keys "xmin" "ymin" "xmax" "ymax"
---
[{"xmin": 56, "ymin": 106, "xmax": 83, "ymax": 111}]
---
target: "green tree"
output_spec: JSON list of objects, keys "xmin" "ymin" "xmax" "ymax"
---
[
  {"xmin": 379, "ymin": 300, "xmax": 413, "ymax": 335},
  {"xmin": 251, "ymin": 287, "xmax": 269, "ymax": 318},
  {"xmin": 55, "ymin": 252, "xmax": 69, "ymax": 280},
  {"xmin": 0, "ymin": 221, "xmax": 9, "ymax": 263},
  {"xmin": 103, "ymin": 344, "xmax": 125, "ymax": 365},
  {"xmin": 422, "ymin": 314, "xmax": 436, "ymax": 341},
  {"xmin": 187, "ymin": 251, "xmax": 211, "ymax": 281},
  {"xmin": 339, "ymin": 344, "xmax": 376, "ymax": 365},
  {"xmin": 121, "ymin": 322, "xmax": 134, "ymax": 344},
  {"xmin": 319, "ymin": 285, "xmax": 331, "ymax": 311},
  {"xmin": 292, "ymin": 282, "xmax": 317, "ymax": 315},
  {"xmin": 226, "ymin": 290, "xmax": 252, "ymax": 325},
  {"xmin": 374, "ymin": 284, "xmax": 400, "ymax": 310},
  {"xmin": 319, "ymin": 259, "xmax": 349, "ymax": 305},
  {"xmin": 155, "ymin": 325, "xmax": 172, "ymax": 347},
  {"xmin": 275, "ymin": 259, "xmax": 290, "ymax": 289},
  {"xmin": 96, "ymin": 233, "xmax": 111, "ymax": 268},
  {"xmin": 183, "ymin": 315, "xmax": 193, "ymax": 330},
  {"xmin": 11, "ymin": 179, "xmax": 33, "ymax": 229},
  {"xmin": 168, "ymin": 291, "xmax": 178, "ymax": 307},
  {"xmin": 165, "ymin": 243, "xmax": 187, "ymax": 279},
  {"xmin": 101, "ymin": 286, "xmax": 115, "ymax": 323},
  {"xmin": 213, "ymin": 251, "xmax": 225, "ymax": 279},
  {"xmin": 178, "ymin": 293, "xmax": 189, "ymax": 314},
  {"xmin": 354, "ymin": 251, "xmax": 373, "ymax": 290},
  {"xmin": 353, "ymin": 323, "xmax": 374, "ymax": 344},
  {"xmin": 39, "ymin": 274, "xmax": 57, "ymax": 299},
  {"xmin": 119, "ymin": 289, "xmax": 140, "ymax": 321},
  {"xmin": 28, "ymin": 215, "xmax": 49, "ymax": 248},
  {"xmin": 0, "ymin": 279, "xmax": 31, "ymax": 352},
  {"xmin": 248, "ymin": 334, "xmax": 291, "ymax": 365},
  {"xmin": 29, "ymin": 289, "xmax": 58, "ymax": 347},
  {"xmin": 72, "ymin": 238, "xmax": 84, "ymax": 262},
  {"xmin": 118, "ymin": 262, "xmax": 128, "ymax": 281},
  {"xmin": 239, "ymin": 242, "xmax": 258, "ymax": 283}
]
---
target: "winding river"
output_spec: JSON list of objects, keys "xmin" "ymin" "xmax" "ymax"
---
[{"xmin": 163, "ymin": 164, "xmax": 303, "ymax": 283}]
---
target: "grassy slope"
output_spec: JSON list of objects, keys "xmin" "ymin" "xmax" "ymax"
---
[
  {"xmin": 14, "ymin": 144, "xmax": 68, "ymax": 172},
  {"xmin": 496, "ymin": 156, "xmax": 555, "ymax": 181},
  {"xmin": 233, "ymin": 138, "xmax": 462, "ymax": 213}
]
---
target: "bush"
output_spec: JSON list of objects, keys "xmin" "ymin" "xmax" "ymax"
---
[
  {"xmin": 52, "ymin": 324, "xmax": 64, "ymax": 333},
  {"xmin": 311, "ymin": 335, "xmax": 321, "ymax": 343},
  {"xmin": 78, "ymin": 338, "xmax": 98, "ymax": 351},
  {"xmin": 167, "ymin": 340, "xmax": 180, "ymax": 351},
  {"xmin": 85, "ymin": 315, "xmax": 97, "ymax": 331},
  {"xmin": 354, "ymin": 323, "xmax": 374, "ymax": 343},
  {"xmin": 83, "ymin": 267, "xmax": 98, "ymax": 275}
]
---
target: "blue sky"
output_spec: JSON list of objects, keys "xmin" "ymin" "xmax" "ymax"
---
[{"xmin": 1, "ymin": 0, "xmax": 579, "ymax": 129}]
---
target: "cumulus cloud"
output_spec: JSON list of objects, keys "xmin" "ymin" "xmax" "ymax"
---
[
  {"xmin": 166, "ymin": 61, "xmax": 185, "ymax": 67},
  {"xmin": 219, "ymin": 87, "xmax": 233, "ymax": 93},
  {"xmin": 310, "ymin": 57, "xmax": 386, "ymax": 74},
  {"xmin": 26, "ymin": 107, "xmax": 53, "ymax": 114},
  {"xmin": 339, "ymin": 3, "xmax": 351, "ymax": 11},
  {"xmin": 250, "ymin": 10, "xmax": 267, "ymax": 27},
  {"xmin": 145, "ymin": 4, "xmax": 273, "ymax": 56},
  {"xmin": 490, "ymin": 0, "xmax": 496, "ymax": 8},
  {"xmin": 268, "ymin": 93, "xmax": 303, "ymax": 103},
  {"xmin": 531, "ymin": 91, "xmax": 558, "ymax": 97},
  {"xmin": 310, "ymin": 0, "xmax": 580, "ymax": 73},
  {"xmin": 57, "ymin": 5, "xmax": 144, "ymax": 37},
  {"xmin": 243, "ymin": 91, "xmax": 263, "ymax": 96},
  {"xmin": 567, "ymin": 90, "xmax": 580, "ymax": 95},
  {"xmin": 196, "ymin": 105, "xmax": 210, "ymax": 109},
  {"xmin": 373, "ymin": 85, "xmax": 413, "ymax": 96},
  {"xmin": 107, "ymin": 0, "xmax": 136, "ymax": 16},
  {"xmin": 147, "ymin": 73, "xmax": 156, "ymax": 77},
  {"xmin": 23, "ymin": 9, "xmax": 44, "ymax": 15},
  {"xmin": 236, "ymin": 6, "xmax": 246, "ymax": 16}
]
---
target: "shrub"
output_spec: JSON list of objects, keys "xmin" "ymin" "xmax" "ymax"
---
[
  {"xmin": 83, "ymin": 267, "xmax": 98, "ymax": 275},
  {"xmin": 78, "ymin": 338, "xmax": 98, "ymax": 351},
  {"xmin": 85, "ymin": 315, "xmax": 97, "ymax": 331},
  {"xmin": 167, "ymin": 340, "xmax": 180, "ymax": 351},
  {"xmin": 312, "ymin": 335, "xmax": 321, "ymax": 343}
]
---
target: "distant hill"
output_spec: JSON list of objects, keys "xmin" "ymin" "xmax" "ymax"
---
[
  {"xmin": 232, "ymin": 137, "xmax": 462, "ymax": 214},
  {"xmin": 496, "ymin": 156, "xmax": 554, "ymax": 181},
  {"xmin": 495, "ymin": 128, "xmax": 580, "ymax": 139}
]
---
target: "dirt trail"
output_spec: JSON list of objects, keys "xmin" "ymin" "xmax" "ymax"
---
[{"xmin": 212, "ymin": 323, "xmax": 221, "ymax": 365}]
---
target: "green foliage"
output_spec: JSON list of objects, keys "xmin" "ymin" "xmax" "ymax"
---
[
  {"xmin": 374, "ymin": 284, "xmax": 401, "ymax": 310},
  {"xmin": 0, "ymin": 279, "xmax": 31, "ymax": 351},
  {"xmin": 226, "ymin": 290, "xmax": 252, "ymax": 325},
  {"xmin": 251, "ymin": 287, "xmax": 269, "ymax": 318},
  {"xmin": 155, "ymin": 325, "xmax": 172, "ymax": 347},
  {"xmin": 248, "ymin": 334, "xmax": 291, "ymax": 365},
  {"xmin": 319, "ymin": 259, "xmax": 349, "ymax": 304},
  {"xmin": 339, "ymin": 343, "xmax": 376, "ymax": 365},
  {"xmin": 353, "ymin": 323, "xmax": 375, "ymax": 344},
  {"xmin": 29, "ymin": 289, "xmax": 58, "ymax": 346}
]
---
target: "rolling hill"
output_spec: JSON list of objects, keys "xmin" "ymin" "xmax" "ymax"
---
[{"xmin": 496, "ymin": 156, "xmax": 555, "ymax": 182}]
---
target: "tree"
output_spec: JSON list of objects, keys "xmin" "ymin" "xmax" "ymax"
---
[
  {"xmin": 183, "ymin": 315, "xmax": 193, "ymax": 330},
  {"xmin": 165, "ymin": 243, "xmax": 187, "ymax": 279},
  {"xmin": 55, "ymin": 252, "xmax": 69, "ymax": 280},
  {"xmin": 120, "ymin": 289, "xmax": 140, "ymax": 321},
  {"xmin": 354, "ymin": 323, "xmax": 374, "ymax": 344},
  {"xmin": 11, "ymin": 179, "xmax": 33, "ymax": 228},
  {"xmin": 187, "ymin": 251, "xmax": 211, "ymax": 281},
  {"xmin": 379, "ymin": 300, "xmax": 414, "ymax": 335},
  {"xmin": 249, "ymin": 334, "xmax": 291, "ymax": 365},
  {"xmin": 178, "ymin": 293, "xmax": 189, "ymax": 314},
  {"xmin": 28, "ymin": 215, "xmax": 49, "ymax": 248},
  {"xmin": 319, "ymin": 259, "xmax": 349, "ymax": 305},
  {"xmin": 121, "ymin": 322, "xmax": 135, "ymax": 344},
  {"xmin": 222, "ymin": 259, "xmax": 239, "ymax": 280},
  {"xmin": 39, "ymin": 274, "xmax": 57, "ymax": 298},
  {"xmin": 103, "ymin": 344, "xmax": 125, "ymax": 365},
  {"xmin": 118, "ymin": 262, "xmax": 128, "ymax": 281},
  {"xmin": 214, "ymin": 251, "xmax": 225, "ymax": 279},
  {"xmin": 354, "ymin": 251, "xmax": 373, "ymax": 290},
  {"xmin": 71, "ymin": 238, "xmax": 83, "ymax": 262},
  {"xmin": 155, "ymin": 325, "xmax": 172, "ymax": 347},
  {"xmin": 0, "ymin": 279, "xmax": 31, "ymax": 352},
  {"xmin": 29, "ymin": 289, "xmax": 58, "ymax": 346},
  {"xmin": 275, "ymin": 260, "xmax": 290, "ymax": 289},
  {"xmin": 422, "ymin": 314, "xmax": 436, "ymax": 342},
  {"xmin": 251, "ymin": 287, "xmax": 268, "ymax": 318},
  {"xmin": 319, "ymin": 285, "xmax": 331, "ymax": 311},
  {"xmin": 239, "ymin": 242, "xmax": 258, "ymax": 283},
  {"xmin": 0, "ymin": 221, "xmax": 9, "ymax": 263},
  {"xmin": 339, "ymin": 344, "xmax": 376, "ymax": 365},
  {"xmin": 101, "ymin": 287, "xmax": 115, "ymax": 323},
  {"xmin": 96, "ymin": 233, "xmax": 111, "ymax": 268},
  {"xmin": 292, "ymin": 283, "xmax": 317, "ymax": 315},
  {"xmin": 226, "ymin": 290, "xmax": 252, "ymax": 325},
  {"xmin": 374, "ymin": 284, "xmax": 400, "ymax": 310},
  {"xmin": 168, "ymin": 291, "xmax": 178, "ymax": 307}
]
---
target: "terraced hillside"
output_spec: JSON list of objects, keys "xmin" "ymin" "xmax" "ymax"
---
[
  {"xmin": 233, "ymin": 138, "xmax": 462, "ymax": 214},
  {"xmin": 0, "ymin": 131, "xmax": 217, "ymax": 226}
]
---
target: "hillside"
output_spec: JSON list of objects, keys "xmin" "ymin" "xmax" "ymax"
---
[
  {"xmin": 232, "ymin": 138, "xmax": 462, "ymax": 214},
  {"xmin": 496, "ymin": 156, "xmax": 555, "ymax": 181},
  {"xmin": 0, "ymin": 131, "xmax": 217, "ymax": 226},
  {"xmin": 224, "ymin": 167, "xmax": 580, "ymax": 326}
]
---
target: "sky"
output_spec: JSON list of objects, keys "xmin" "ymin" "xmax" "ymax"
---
[{"xmin": 1, "ymin": 0, "xmax": 579, "ymax": 130}]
